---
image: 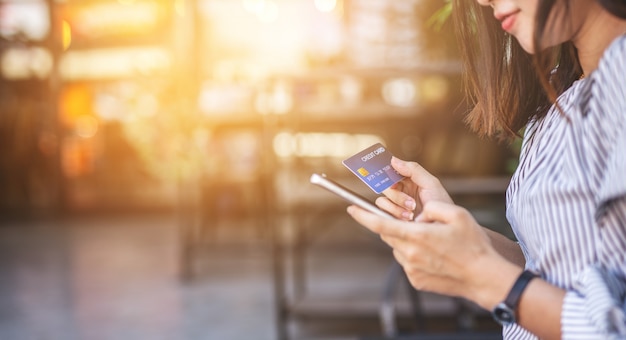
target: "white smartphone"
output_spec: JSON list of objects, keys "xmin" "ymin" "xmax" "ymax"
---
[{"xmin": 310, "ymin": 173, "xmax": 394, "ymax": 220}]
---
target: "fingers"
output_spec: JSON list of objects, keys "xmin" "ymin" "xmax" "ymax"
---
[
  {"xmin": 381, "ymin": 177, "xmax": 419, "ymax": 219},
  {"xmin": 352, "ymin": 200, "xmax": 466, "ymax": 240},
  {"xmin": 381, "ymin": 186, "xmax": 417, "ymax": 208},
  {"xmin": 350, "ymin": 200, "xmax": 495, "ymax": 301},
  {"xmin": 347, "ymin": 205, "xmax": 418, "ymax": 240},
  {"xmin": 375, "ymin": 196, "xmax": 415, "ymax": 221},
  {"xmin": 417, "ymin": 201, "xmax": 469, "ymax": 224},
  {"xmin": 391, "ymin": 157, "xmax": 453, "ymax": 204},
  {"xmin": 381, "ymin": 233, "xmax": 410, "ymax": 250},
  {"xmin": 391, "ymin": 156, "xmax": 440, "ymax": 189}
]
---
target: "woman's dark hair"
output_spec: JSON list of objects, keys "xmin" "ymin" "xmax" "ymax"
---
[{"xmin": 452, "ymin": 0, "xmax": 625, "ymax": 140}]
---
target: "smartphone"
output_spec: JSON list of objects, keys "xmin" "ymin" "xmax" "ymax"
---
[{"xmin": 310, "ymin": 173, "xmax": 394, "ymax": 220}]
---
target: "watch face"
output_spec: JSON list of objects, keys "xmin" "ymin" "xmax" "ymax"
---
[{"xmin": 493, "ymin": 303, "xmax": 516, "ymax": 326}]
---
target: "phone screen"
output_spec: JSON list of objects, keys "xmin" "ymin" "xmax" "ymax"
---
[{"xmin": 310, "ymin": 173, "xmax": 394, "ymax": 220}]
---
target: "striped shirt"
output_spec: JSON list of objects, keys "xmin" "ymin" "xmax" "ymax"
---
[{"xmin": 504, "ymin": 34, "xmax": 626, "ymax": 339}]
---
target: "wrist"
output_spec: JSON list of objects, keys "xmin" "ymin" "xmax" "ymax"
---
[
  {"xmin": 491, "ymin": 270, "xmax": 539, "ymax": 325},
  {"xmin": 466, "ymin": 255, "xmax": 524, "ymax": 311}
]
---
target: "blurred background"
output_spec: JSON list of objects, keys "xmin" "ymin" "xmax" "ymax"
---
[{"xmin": 0, "ymin": 0, "xmax": 517, "ymax": 339}]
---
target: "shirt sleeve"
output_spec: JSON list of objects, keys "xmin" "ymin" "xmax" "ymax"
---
[
  {"xmin": 596, "ymin": 125, "xmax": 626, "ymax": 210},
  {"xmin": 591, "ymin": 34, "xmax": 626, "ymax": 208},
  {"xmin": 562, "ymin": 265, "xmax": 626, "ymax": 339},
  {"xmin": 561, "ymin": 35, "xmax": 626, "ymax": 339}
]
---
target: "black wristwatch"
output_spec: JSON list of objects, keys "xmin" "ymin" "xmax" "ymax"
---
[{"xmin": 492, "ymin": 270, "xmax": 538, "ymax": 326}]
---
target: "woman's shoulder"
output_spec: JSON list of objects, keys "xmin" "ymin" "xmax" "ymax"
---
[
  {"xmin": 580, "ymin": 36, "xmax": 626, "ymax": 208},
  {"xmin": 586, "ymin": 34, "xmax": 626, "ymax": 114},
  {"xmin": 596, "ymin": 34, "xmax": 626, "ymax": 81},
  {"xmin": 608, "ymin": 33, "xmax": 626, "ymax": 52}
]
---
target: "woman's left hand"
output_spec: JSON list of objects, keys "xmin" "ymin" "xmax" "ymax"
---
[{"xmin": 347, "ymin": 200, "xmax": 519, "ymax": 309}]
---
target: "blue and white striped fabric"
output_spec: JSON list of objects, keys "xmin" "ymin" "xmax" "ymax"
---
[{"xmin": 504, "ymin": 34, "xmax": 626, "ymax": 339}]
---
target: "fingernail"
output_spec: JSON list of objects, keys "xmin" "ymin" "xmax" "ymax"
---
[
  {"xmin": 405, "ymin": 200, "xmax": 416, "ymax": 210},
  {"xmin": 346, "ymin": 206, "xmax": 354, "ymax": 215},
  {"xmin": 402, "ymin": 211, "xmax": 414, "ymax": 220}
]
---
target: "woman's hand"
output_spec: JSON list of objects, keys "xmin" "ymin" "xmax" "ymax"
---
[
  {"xmin": 376, "ymin": 157, "xmax": 453, "ymax": 221},
  {"xmin": 347, "ymin": 200, "xmax": 521, "ymax": 309}
]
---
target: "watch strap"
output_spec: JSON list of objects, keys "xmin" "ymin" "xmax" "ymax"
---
[{"xmin": 504, "ymin": 270, "xmax": 538, "ymax": 311}]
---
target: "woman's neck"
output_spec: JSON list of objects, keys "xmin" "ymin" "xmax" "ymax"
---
[{"xmin": 573, "ymin": 7, "xmax": 626, "ymax": 76}]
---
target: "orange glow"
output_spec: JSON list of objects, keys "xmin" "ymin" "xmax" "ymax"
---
[
  {"xmin": 174, "ymin": 0, "xmax": 185, "ymax": 16},
  {"xmin": 62, "ymin": 137, "xmax": 95, "ymax": 178},
  {"xmin": 202, "ymin": 1, "xmax": 343, "ymax": 77},
  {"xmin": 75, "ymin": 115, "xmax": 99, "ymax": 139},
  {"xmin": 36, "ymin": 0, "xmax": 462, "ymax": 212},
  {"xmin": 62, "ymin": 1, "xmax": 167, "ymax": 42},
  {"xmin": 59, "ymin": 47, "xmax": 170, "ymax": 80},
  {"xmin": 420, "ymin": 75, "xmax": 450, "ymax": 104},
  {"xmin": 62, "ymin": 20, "xmax": 72, "ymax": 50},
  {"xmin": 59, "ymin": 85, "xmax": 92, "ymax": 127}
]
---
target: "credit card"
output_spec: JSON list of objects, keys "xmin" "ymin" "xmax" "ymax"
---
[{"xmin": 342, "ymin": 143, "xmax": 404, "ymax": 194}]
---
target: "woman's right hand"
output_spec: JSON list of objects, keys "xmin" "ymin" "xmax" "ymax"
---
[{"xmin": 376, "ymin": 157, "xmax": 453, "ymax": 221}]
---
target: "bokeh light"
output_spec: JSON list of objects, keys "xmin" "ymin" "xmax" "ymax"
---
[
  {"xmin": 1, "ymin": 47, "xmax": 53, "ymax": 79},
  {"xmin": 382, "ymin": 78, "xmax": 418, "ymax": 107},
  {"xmin": 0, "ymin": 0, "xmax": 473, "ymax": 216},
  {"xmin": 62, "ymin": 20, "xmax": 72, "ymax": 50},
  {"xmin": 314, "ymin": 0, "xmax": 337, "ymax": 12},
  {"xmin": 273, "ymin": 132, "xmax": 382, "ymax": 158},
  {"xmin": 75, "ymin": 115, "xmax": 100, "ymax": 139}
]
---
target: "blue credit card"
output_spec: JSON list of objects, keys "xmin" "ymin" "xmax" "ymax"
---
[{"xmin": 342, "ymin": 143, "xmax": 404, "ymax": 194}]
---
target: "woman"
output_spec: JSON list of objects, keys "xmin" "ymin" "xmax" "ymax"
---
[{"xmin": 346, "ymin": 0, "xmax": 626, "ymax": 339}]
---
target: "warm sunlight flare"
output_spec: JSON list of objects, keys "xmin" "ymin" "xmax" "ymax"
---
[
  {"xmin": 62, "ymin": 20, "xmax": 72, "ymax": 50},
  {"xmin": 273, "ymin": 132, "xmax": 382, "ymax": 158},
  {"xmin": 59, "ymin": 47, "xmax": 171, "ymax": 80},
  {"xmin": 1, "ymin": 47, "xmax": 52, "ymax": 79},
  {"xmin": 314, "ymin": 0, "xmax": 336, "ymax": 12},
  {"xmin": 0, "ymin": 2, "xmax": 529, "ymax": 339},
  {"xmin": 0, "ymin": 0, "xmax": 464, "ymax": 211}
]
